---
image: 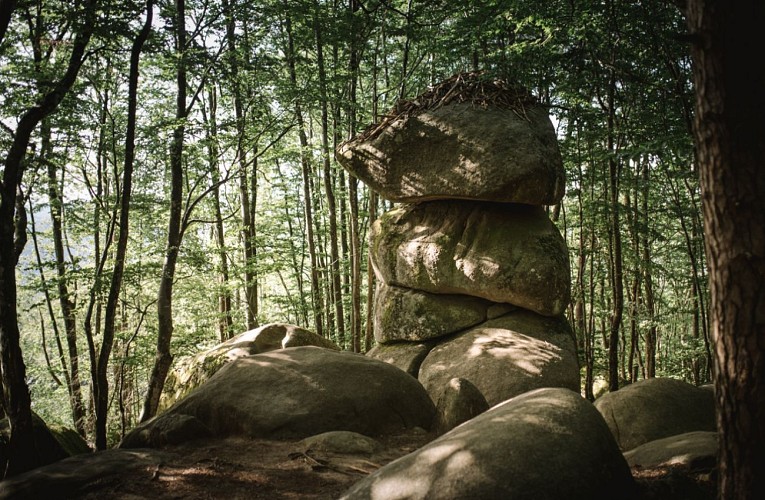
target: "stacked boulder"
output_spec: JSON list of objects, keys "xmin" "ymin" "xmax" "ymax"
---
[{"xmin": 336, "ymin": 73, "xmax": 579, "ymax": 406}]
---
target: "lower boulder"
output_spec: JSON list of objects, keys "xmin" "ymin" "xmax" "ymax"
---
[
  {"xmin": 120, "ymin": 414, "xmax": 212, "ymax": 449},
  {"xmin": 624, "ymin": 431, "xmax": 718, "ymax": 471},
  {"xmin": 431, "ymin": 377, "xmax": 489, "ymax": 435},
  {"xmin": 418, "ymin": 310, "xmax": 579, "ymax": 406},
  {"xmin": 365, "ymin": 341, "xmax": 435, "ymax": 377},
  {"xmin": 124, "ymin": 347, "xmax": 435, "ymax": 446},
  {"xmin": 594, "ymin": 377, "xmax": 716, "ymax": 451},
  {"xmin": 160, "ymin": 323, "xmax": 339, "ymax": 411},
  {"xmin": 341, "ymin": 388, "xmax": 636, "ymax": 500},
  {"xmin": 0, "ymin": 413, "xmax": 89, "ymax": 476}
]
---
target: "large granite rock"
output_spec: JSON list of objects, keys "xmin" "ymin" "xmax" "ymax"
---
[
  {"xmin": 124, "ymin": 347, "xmax": 435, "ymax": 446},
  {"xmin": 594, "ymin": 377, "xmax": 716, "ymax": 451},
  {"xmin": 419, "ymin": 311, "xmax": 580, "ymax": 406},
  {"xmin": 431, "ymin": 377, "xmax": 489, "ymax": 435},
  {"xmin": 370, "ymin": 200, "xmax": 570, "ymax": 316},
  {"xmin": 336, "ymin": 101, "xmax": 565, "ymax": 205},
  {"xmin": 120, "ymin": 414, "xmax": 212, "ymax": 449},
  {"xmin": 0, "ymin": 413, "xmax": 88, "ymax": 474},
  {"xmin": 374, "ymin": 283, "xmax": 514, "ymax": 343},
  {"xmin": 160, "ymin": 323, "xmax": 338, "ymax": 411},
  {"xmin": 365, "ymin": 341, "xmax": 435, "ymax": 377},
  {"xmin": 0, "ymin": 449, "xmax": 168, "ymax": 500},
  {"xmin": 341, "ymin": 388, "xmax": 636, "ymax": 500},
  {"xmin": 624, "ymin": 431, "xmax": 718, "ymax": 471}
]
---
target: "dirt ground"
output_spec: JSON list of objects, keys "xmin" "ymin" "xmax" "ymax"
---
[
  {"xmin": 1, "ymin": 429, "xmax": 715, "ymax": 499},
  {"xmin": 75, "ymin": 430, "xmax": 434, "ymax": 500}
]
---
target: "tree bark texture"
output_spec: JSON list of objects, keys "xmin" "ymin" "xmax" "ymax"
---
[
  {"xmin": 0, "ymin": 0, "xmax": 95, "ymax": 475},
  {"xmin": 684, "ymin": 1, "xmax": 765, "ymax": 498}
]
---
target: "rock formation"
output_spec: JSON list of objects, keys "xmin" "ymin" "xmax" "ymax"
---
[
  {"xmin": 122, "ymin": 347, "xmax": 435, "ymax": 447},
  {"xmin": 340, "ymin": 388, "xmax": 636, "ymax": 500},
  {"xmin": 336, "ymin": 72, "xmax": 578, "ymax": 406},
  {"xmin": 593, "ymin": 377, "xmax": 716, "ymax": 451},
  {"xmin": 160, "ymin": 322, "xmax": 340, "ymax": 411}
]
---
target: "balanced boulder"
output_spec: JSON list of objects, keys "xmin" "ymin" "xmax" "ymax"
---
[
  {"xmin": 370, "ymin": 200, "xmax": 570, "ymax": 316},
  {"xmin": 418, "ymin": 310, "xmax": 579, "ymax": 406},
  {"xmin": 341, "ymin": 388, "xmax": 636, "ymax": 500},
  {"xmin": 335, "ymin": 75, "xmax": 565, "ymax": 206}
]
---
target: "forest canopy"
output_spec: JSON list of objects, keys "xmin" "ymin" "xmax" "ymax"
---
[{"xmin": 1, "ymin": 0, "xmax": 705, "ymax": 455}]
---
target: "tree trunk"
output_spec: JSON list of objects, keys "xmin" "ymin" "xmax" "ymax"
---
[
  {"xmin": 94, "ymin": 0, "xmax": 153, "ymax": 448},
  {"xmin": 0, "ymin": 0, "xmax": 95, "ymax": 476},
  {"xmin": 605, "ymin": 67, "xmax": 624, "ymax": 393},
  {"xmin": 141, "ymin": 0, "xmax": 186, "ymax": 423},
  {"xmin": 203, "ymin": 87, "xmax": 234, "ymax": 341},
  {"xmin": 42, "ymin": 121, "xmax": 87, "ymax": 437},
  {"xmin": 223, "ymin": 0, "xmax": 258, "ymax": 330},
  {"xmin": 642, "ymin": 160, "xmax": 657, "ymax": 379},
  {"xmin": 683, "ymin": 2, "xmax": 765, "ymax": 497},
  {"xmin": 284, "ymin": 11, "xmax": 323, "ymax": 337},
  {"xmin": 314, "ymin": 9, "xmax": 345, "ymax": 347}
]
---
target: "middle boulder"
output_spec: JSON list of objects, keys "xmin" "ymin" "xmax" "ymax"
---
[{"xmin": 370, "ymin": 200, "xmax": 570, "ymax": 317}]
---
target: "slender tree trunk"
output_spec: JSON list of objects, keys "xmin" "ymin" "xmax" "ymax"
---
[
  {"xmin": 93, "ymin": 0, "xmax": 153, "ymax": 448},
  {"xmin": 683, "ymin": 2, "xmax": 765, "ymax": 497},
  {"xmin": 141, "ymin": 0, "xmax": 185, "ymax": 423},
  {"xmin": 275, "ymin": 161, "xmax": 309, "ymax": 325},
  {"xmin": 42, "ymin": 121, "xmax": 87, "ymax": 437},
  {"xmin": 314, "ymin": 9, "xmax": 345, "ymax": 347},
  {"xmin": 642, "ymin": 160, "xmax": 657, "ymax": 379},
  {"xmin": 606, "ymin": 70, "xmax": 624, "ymax": 393},
  {"xmin": 398, "ymin": 0, "xmax": 414, "ymax": 99},
  {"xmin": 28, "ymin": 201, "xmax": 73, "ymax": 395},
  {"xmin": 284, "ymin": 12, "xmax": 323, "ymax": 337},
  {"xmin": 364, "ymin": 191, "xmax": 378, "ymax": 352},
  {"xmin": 223, "ymin": 0, "xmax": 258, "ymax": 330},
  {"xmin": 203, "ymin": 87, "xmax": 234, "ymax": 341}
]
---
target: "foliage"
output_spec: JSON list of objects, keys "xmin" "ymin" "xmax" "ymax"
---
[{"xmin": 2, "ymin": 0, "xmax": 707, "ymax": 445}]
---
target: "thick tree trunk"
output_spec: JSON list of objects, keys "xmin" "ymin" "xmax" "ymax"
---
[
  {"xmin": 141, "ymin": 0, "xmax": 186, "ymax": 423},
  {"xmin": 684, "ymin": 2, "xmax": 765, "ymax": 497},
  {"xmin": 0, "ymin": 0, "xmax": 95, "ymax": 475},
  {"xmin": 0, "ymin": 0, "xmax": 15, "ymax": 45}
]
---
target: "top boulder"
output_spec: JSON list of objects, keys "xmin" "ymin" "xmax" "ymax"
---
[{"xmin": 336, "ymin": 73, "xmax": 565, "ymax": 206}]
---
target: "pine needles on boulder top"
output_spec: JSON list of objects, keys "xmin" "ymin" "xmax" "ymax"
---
[{"xmin": 356, "ymin": 71, "xmax": 537, "ymax": 143}]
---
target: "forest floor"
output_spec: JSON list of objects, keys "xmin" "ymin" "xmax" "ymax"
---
[
  {"xmin": 3, "ymin": 429, "xmax": 715, "ymax": 499},
  {"xmin": 75, "ymin": 430, "xmax": 434, "ymax": 500}
]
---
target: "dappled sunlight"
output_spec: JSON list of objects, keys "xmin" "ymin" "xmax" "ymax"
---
[
  {"xmin": 364, "ymin": 440, "xmax": 478, "ymax": 500},
  {"xmin": 454, "ymin": 254, "xmax": 500, "ymax": 280},
  {"xmin": 368, "ymin": 473, "xmax": 432, "ymax": 500},
  {"xmin": 415, "ymin": 441, "xmax": 464, "ymax": 464},
  {"xmin": 467, "ymin": 329, "xmax": 562, "ymax": 375}
]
